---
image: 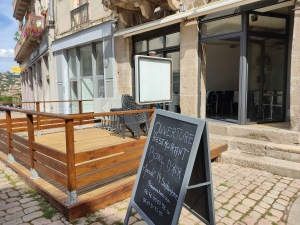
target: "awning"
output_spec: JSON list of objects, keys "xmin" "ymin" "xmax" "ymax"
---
[{"xmin": 114, "ymin": 0, "xmax": 262, "ymax": 38}]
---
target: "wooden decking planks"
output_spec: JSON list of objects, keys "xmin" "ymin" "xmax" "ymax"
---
[{"xmin": 34, "ymin": 128, "xmax": 145, "ymax": 153}]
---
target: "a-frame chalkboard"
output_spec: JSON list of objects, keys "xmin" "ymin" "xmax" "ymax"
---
[{"xmin": 124, "ymin": 109, "xmax": 215, "ymax": 225}]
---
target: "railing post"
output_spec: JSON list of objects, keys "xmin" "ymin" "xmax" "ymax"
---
[
  {"xmin": 27, "ymin": 113, "xmax": 39, "ymax": 179},
  {"xmin": 36, "ymin": 102, "xmax": 41, "ymax": 136},
  {"xmin": 6, "ymin": 110, "xmax": 14, "ymax": 162},
  {"xmin": 149, "ymin": 104, "xmax": 156, "ymax": 124},
  {"xmin": 65, "ymin": 118, "xmax": 78, "ymax": 205},
  {"xmin": 79, "ymin": 100, "xmax": 83, "ymax": 130}
]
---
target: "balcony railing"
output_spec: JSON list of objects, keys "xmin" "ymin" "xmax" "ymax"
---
[
  {"xmin": 14, "ymin": 15, "xmax": 45, "ymax": 64},
  {"xmin": 70, "ymin": 3, "xmax": 90, "ymax": 28}
]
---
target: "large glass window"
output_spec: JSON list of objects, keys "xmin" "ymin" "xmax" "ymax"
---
[
  {"xmin": 201, "ymin": 15, "xmax": 241, "ymax": 38},
  {"xmin": 133, "ymin": 26, "xmax": 180, "ymax": 113},
  {"xmin": 68, "ymin": 49, "xmax": 77, "ymax": 78},
  {"xmin": 96, "ymin": 42, "xmax": 104, "ymax": 75},
  {"xmin": 80, "ymin": 45, "xmax": 92, "ymax": 77}
]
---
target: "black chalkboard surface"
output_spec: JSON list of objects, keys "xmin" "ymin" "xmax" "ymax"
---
[{"xmin": 124, "ymin": 109, "xmax": 215, "ymax": 225}]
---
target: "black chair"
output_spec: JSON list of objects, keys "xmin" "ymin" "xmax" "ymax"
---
[{"xmin": 221, "ymin": 91, "xmax": 234, "ymax": 114}]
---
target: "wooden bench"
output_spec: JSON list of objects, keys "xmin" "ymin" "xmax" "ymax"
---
[{"xmin": 210, "ymin": 142, "xmax": 228, "ymax": 160}]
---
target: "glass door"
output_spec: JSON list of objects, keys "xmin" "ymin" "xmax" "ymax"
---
[
  {"xmin": 203, "ymin": 37, "xmax": 241, "ymax": 123},
  {"xmin": 70, "ymin": 81, "xmax": 79, "ymax": 113},
  {"xmin": 247, "ymin": 37, "xmax": 286, "ymax": 123}
]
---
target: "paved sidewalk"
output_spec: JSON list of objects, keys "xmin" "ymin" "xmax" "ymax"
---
[{"xmin": 0, "ymin": 161, "xmax": 300, "ymax": 225}]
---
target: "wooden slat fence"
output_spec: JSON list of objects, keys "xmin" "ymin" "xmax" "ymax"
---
[{"xmin": 10, "ymin": 132, "xmax": 30, "ymax": 166}]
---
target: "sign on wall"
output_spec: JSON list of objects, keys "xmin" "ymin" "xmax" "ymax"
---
[
  {"xmin": 124, "ymin": 109, "xmax": 215, "ymax": 225},
  {"xmin": 135, "ymin": 55, "xmax": 172, "ymax": 105},
  {"xmin": 10, "ymin": 66, "xmax": 21, "ymax": 73}
]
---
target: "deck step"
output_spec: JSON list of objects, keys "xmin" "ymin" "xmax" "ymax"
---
[
  {"xmin": 218, "ymin": 151, "xmax": 300, "ymax": 179},
  {"xmin": 210, "ymin": 142, "xmax": 227, "ymax": 160}
]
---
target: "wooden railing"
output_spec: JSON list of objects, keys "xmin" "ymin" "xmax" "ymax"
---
[{"xmin": 0, "ymin": 105, "xmax": 155, "ymax": 207}]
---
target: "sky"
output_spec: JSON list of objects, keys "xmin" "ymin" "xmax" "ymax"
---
[{"xmin": 0, "ymin": 0, "xmax": 19, "ymax": 73}]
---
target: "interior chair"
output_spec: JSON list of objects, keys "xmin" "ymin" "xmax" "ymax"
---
[
  {"xmin": 251, "ymin": 91, "xmax": 264, "ymax": 118},
  {"xmin": 206, "ymin": 91, "xmax": 213, "ymax": 114},
  {"xmin": 230, "ymin": 91, "xmax": 239, "ymax": 113},
  {"xmin": 221, "ymin": 91, "xmax": 234, "ymax": 114},
  {"xmin": 273, "ymin": 91, "xmax": 283, "ymax": 118}
]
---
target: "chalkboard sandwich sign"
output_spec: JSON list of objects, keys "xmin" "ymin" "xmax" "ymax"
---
[{"xmin": 124, "ymin": 109, "xmax": 215, "ymax": 225}]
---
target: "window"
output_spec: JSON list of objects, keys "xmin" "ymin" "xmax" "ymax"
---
[
  {"xmin": 80, "ymin": 45, "xmax": 92, "ymax": 77},
  {"xmin": 68, "ymin": 48, "xmax": 77, "ymax": 78}
]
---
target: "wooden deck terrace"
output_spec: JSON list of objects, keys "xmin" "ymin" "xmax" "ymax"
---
[{"xmin": 0, "ymin": 105, "xmax": 227, "ymax": 221}]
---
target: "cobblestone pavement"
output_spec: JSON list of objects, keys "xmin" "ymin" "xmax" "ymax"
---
[{"xmin": 1, "ymin": 161, "xmax": 300, "ymax": 225}]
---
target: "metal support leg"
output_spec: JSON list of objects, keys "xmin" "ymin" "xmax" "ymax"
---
[
  {"xmin": 8, "ymin": 154, "xmax": 15, "ymax": 163},
  {"xmin": 66, "ymin": 190, "xmax": 78, "ymax": 206},
  {"xmin": 30, "ymin": 168, "xmax": 39, "ymax": 179}
]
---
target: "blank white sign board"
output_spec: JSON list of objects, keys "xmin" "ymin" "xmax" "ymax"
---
[{"xmin": 135, "ymin": 55, "xmax": 172, "ymax": 104}]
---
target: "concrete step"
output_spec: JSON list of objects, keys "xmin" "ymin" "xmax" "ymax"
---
[
  {"xmin": 218, "ymin": 151, "xmax": 300, "ymax": 179},
  {"xmin": 208, "ymin": 122, "xmax": 300, "ymax": 146},
  {"xmin": 210, "ymin": 134, "xmax": 300, "ymax": 163}
]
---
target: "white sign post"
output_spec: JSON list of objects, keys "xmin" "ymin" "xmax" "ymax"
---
[{"xmin": 135, "ymin": 55, "xmax": 172, "ymax": 105}]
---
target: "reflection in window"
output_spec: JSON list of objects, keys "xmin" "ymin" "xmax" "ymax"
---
[
  {"xmin": 68, "ymin": 49, "xmax": 77, "ymax": 78},
  {"xmin": 96, "ymin": 42, "xmax": 104, "ymax": 75},
  {"xmin": 134, "ymin": 40, "xmax": 147, "ymax": 53},
  {"xmin": 201, "ymin": 15, "xmax": 241, "ymax": 38},
  {"xmin": 98, "ymin": 78, "xmax": 105, "ymax": 98},
  {"xmin": 149, "ymin": 37, "xmax": 164, "ymax": 50},
  {"xmin": 166, "ymin": 32, "xmax": 180, "ymax": 47},
  {"xmin": 80, "ymin": 45, "xmax": 92, "ymax": 77},
  {"xmin": 249, "ymin": 14, "xmax": 286, "ymax": 34},
  {"xmin": 166, "ymin": 52, "xmax": 180, "ymax": 94}
]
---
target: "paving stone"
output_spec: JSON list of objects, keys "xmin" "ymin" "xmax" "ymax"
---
[
  {"xmin": 262, "ymin": 196, "xmax": 274, "ymax": 205},
  {"xmin": 258, "ymin": 201, "xmax": 270, "ymax": 209},
  {"xmin": 6, "ymin": 206, "xmax": 23, "ymax": 214},
  {"xmin": 290, "ymin": 182, "xmax": 300, "ymax": 189},
  {"xmin": 236, "ymin": 194, "xmax": 246, "ymax": 200},
  {"xmin": 223, "ymin": 203, "xmax": 234, "ymax": 211},
  {"xmin": 280, "ymin": 179, "xmax": 291, "ymax": 184},
  {"xmin": 221, "ymin": 191, "xmax": 235, "ymax": 199},
  {"xmin": 241, "ymin": 216, "xmax": 257, "ymax": 225},
  {"xmin": 178, "ymin": 217, "xmax": 194, "ymax": 225},
  {"xmin": 3, "ymin": 218, "xmax": 23, "ymax": 225},
  {"xmin": 276, "ymin": 182, "xmax": 288, "ymax": 188},
  {"xmin": 20, "ymin": 197, "xmax": 33, "ymax": 204},
  {"xmin": 0, "ymin": 210, "xmax": 6, "ymax": 217},
  {"xmin": 214, "ymin": 201, "xmax": 222, "ymax": 209},
  {"xmin": 229, "ymin": 210, "xmax": 242, "ymax": 220},
  {"xmin": 270, "ymin": 208, "xmax": 283, "ymax": 219},
  {"xmin": 279, "ymin": 195, "xmax": 290, "ymax": 201},
  {"xmin": 48, "ymin": 221, "xmax": 65, "ymax": 225},
  {"xmin": 220, "ymin": 217, "xmax": 235, "ymax": 225},
  {"xmin": 276, "ymin": 198, "xmax": 288, "ymax": 206},
  {"xmin": 132, "ymin": 221, "xmax": 147, "ymax": 225},
  {"xmin": 249, "ymin": 210, "xmax": 261, "ymax": 219},
  {"xmin": 215, "ymin": 196, "xmax": 228, "ymax": 203},
  {"xmin": 273, "ymin": 185, "xmax": 285, "ymax": 192},
  {"xmin": 229, "ymin": 197, "xmax": 240, "ymax": 206},
  {"xmin": 31, "ymin": 217, "xmax": 52, "ymax": 225},
  {"xmin": 217, "ymin": 185, "xmax": 228, "ymax": 191},
  {"xmin": 266, "ymin": 193, "xmax": 277, "ymax": 199},
  {"xmin": 242, "ymin": 198, "xmax": 256, "ymax": 207},
  {"xmin": 24, "ymin": 205, "xmax": 40, "ymax": 214},
  {"xmin": 216, "ymin": 208, "xmax": 228, "ymax": 217},
  {"xmin": 235, "ymin": 204, "xmax": 249, "ymax": 214},
  {"xmin": 248, "ymin": 193, "xmax": 262, "ymax": 201},
  {"xmin": 272, "ymin": 203, "xmax": 286, "ymax": 211},
  {"xmin": 286, "ymin": 186, "xmax": 298, "ymax": 193},
  {"xmin": 22, "ymin": 211, "xmax": 43, "ymax": 222},
  {"xmin": 260, "ymin": 184, "xmax": 272, "ymax": 191},
  {"xmin": 5, "ymin": 211, "xmax": 25, "ymax": 221},
  {"xmin": 22, "ymin": 201, "xmax": 40, "ymax": 209},
  {"xmin": 265, "ymin": 215, "xmax": 280, "ymax": 223},
  {"xmin": 0, "ymin": 193, "xmax": 8, "ymax": 199},
  {"xmin": 281, "ymin": 190, "xmax": 294, "ymax": 198},
  {"xmin": 100, "ymin": 207, "xmax": 119, "ymax": 216},
  {"xmin": 257, "ymin": 218, "xmax": 273, "ymax": 225},
  {"xmin": 215, "ymin": 214, "xmax": 221, "ymax": 222},
  {"xmin": 0, "ymin": 201, "xmax": 20, "ymax": 211},
  {"xmin": 227, "ymin": 188, "xmax": 240, "ymax": 194},
  {"xmin": 253, "ymin": 205, "xmax": 267, "ymax": 215}
]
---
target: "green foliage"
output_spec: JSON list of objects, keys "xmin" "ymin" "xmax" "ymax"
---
[
  {"xmin": 38, "ymin": 198, "xmax": 57, "ymax": 219},
  {"xmin": 0, "ymin": 96, "xmax": 13, "ymax": 103}
]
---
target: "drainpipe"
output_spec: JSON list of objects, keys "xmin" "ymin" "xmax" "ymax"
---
[{"xmin": 49, "ymin": 0, "xmax": 54, "ymax": 25}]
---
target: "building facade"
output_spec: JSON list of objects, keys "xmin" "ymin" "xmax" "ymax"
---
[
  {"xmin": 13, "ymin": 0, "xmax": 55, "ymax": 111},
  {"xmin": 109, "ymin": 0, "xmax": 300, "ymax": 130}
]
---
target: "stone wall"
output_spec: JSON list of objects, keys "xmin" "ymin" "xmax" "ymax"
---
[
  {"xmin": 179, "ymin": 19, "xmax": 199, "ymax": 117},
  {"xmin": 290, "ymin": 1, "xmax": 300, "ymax": 131},
  {"xmin": 115, "ymin": 24, "xmax": 133, "ymax": 96}
]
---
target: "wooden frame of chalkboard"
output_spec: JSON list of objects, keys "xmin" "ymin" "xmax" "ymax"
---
[{"xmin": 124, "ymin": 109, "xmax": 215, "ymax": 225}]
